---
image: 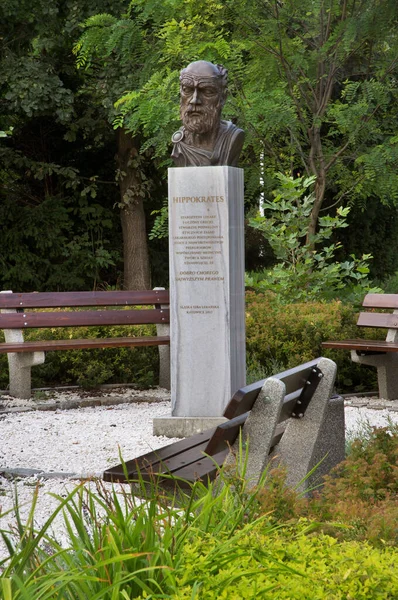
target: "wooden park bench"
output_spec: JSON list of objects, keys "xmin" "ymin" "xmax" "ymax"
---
[
  {"xmin": 0, "ymin": 289, "xmax": 170, "ymax": 399},
  {"xmin": 322, "ymin": 293, "xmax": 398, "ymax": 400},
  {"xmin": 104, "ymin": 356, "xmax": 344, "ymax": 494}
]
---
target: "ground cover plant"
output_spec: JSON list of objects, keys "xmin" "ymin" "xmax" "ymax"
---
[{"xmin": 2, "ymin": 428, "xmax": 398, "ymax": 599}]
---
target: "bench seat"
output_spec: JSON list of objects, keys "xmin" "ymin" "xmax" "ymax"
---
[
  {"xmin": 0, "ymin": 336, "xmax": 170, "ymax": 353},
  {"xmin": 322, "ymin": 339, "xmax": 398, "ymax": 354}
]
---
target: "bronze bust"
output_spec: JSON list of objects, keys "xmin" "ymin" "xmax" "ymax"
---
[{"xmin": 171, "ymin": 61, "xmax": 244, "ymax": 167}]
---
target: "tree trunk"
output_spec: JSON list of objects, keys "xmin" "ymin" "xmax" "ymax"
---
[
  {"xmin": 117, "ymin": 129, "xmax": 151, "ymax": 290},
  {"xmin": 306, "ymin": 125, "xmax": 326, "ymax": 246},
  {"xmin": 307, "ymin": 173, "xmax": 326, "ymax": 243}
]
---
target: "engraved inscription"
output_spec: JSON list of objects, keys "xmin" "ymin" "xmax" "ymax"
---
[
  {"xmin": 172, "ymin": 209, "xmax": 224, "ymax": 268},
  {"xmin": 171, "ymin": 194, "xmax": 227, "ymax": 315}
]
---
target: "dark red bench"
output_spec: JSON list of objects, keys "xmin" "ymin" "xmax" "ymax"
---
[
  {"xmin": 0, "ymin": 290, "xmax": 170, "ymax": 398},
  {"xmin": 322, "ymin": 293, "xmax": 398, "ymax": 399}
]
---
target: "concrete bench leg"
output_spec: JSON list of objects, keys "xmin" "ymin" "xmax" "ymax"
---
[
  {"xmin": 229, "ymin": 377, "xmax": 286, "ymax": 483},
  {"xmin": 231, "ymin": 357, "xmax": 344, "ymax": 495},
  {"xmin": 7, "ymin": 350, "xmax": 45, "ymax": 399},
  {"xmin": 157, "ymin": 323, "xmax": 170, "ymax": 390},
  {"xmin": 1, "ymin": 293, "xmax": 45, "ymax": 399},
  {"xmin": 351, "ymin": 351, "xmax": 398, "ymax": 400},
  {"xmin": 275, "ymin": 357, "xmax": 344, "ymax": 494}
]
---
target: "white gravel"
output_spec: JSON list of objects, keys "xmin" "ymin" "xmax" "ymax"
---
[
  {"xmin": 1, "ymin": 391, "xmax": 398, "ymax": 563},
  {"xmin": 0, "ymin": 400, "xmax": 177, "ymax": 476}
]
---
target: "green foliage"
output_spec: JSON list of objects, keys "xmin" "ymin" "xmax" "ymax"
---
[
  {"xmin": 379, "ymin": 271, "xmax": 398, "ymax": 294},
  {"xmin": 248, "ymin": 173, "xmax": 381, "ymax": 304},
  {"xmin": 245, "ymin": 291, "xmax": 378, "ymax": 393},
  {"xmin": 0, "ymin": 193, "xmax": 119, "ymax": 292},
  {"xmin": 3, "ymin": 450, "xmax": 398, "ymax": 598},
  {"xmin": 0, "ymin": 450, "xmax": 285, "ymax": 598},
  {"xmin": 173, "ymin": 525, "xmax": 398, "ymax": 599},
  {"xmin": 309, "ymin": 422, "xmax": 398, "ymax": 546},
  {"xmin": 149, "ymin": 198, "xmax": 169, "ymax": 240},
  {"xmin": 0, "ymin": 0, "xmax": 127, "ymax": 292}
]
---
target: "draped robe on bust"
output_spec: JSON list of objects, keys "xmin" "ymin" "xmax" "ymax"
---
[{"xmin": 171, "ymin": 120, "xmax": 244, "ymax": 168}]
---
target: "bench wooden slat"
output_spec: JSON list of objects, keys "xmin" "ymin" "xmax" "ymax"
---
[
  {"xmin": 357, "ymin": 312, "xmax": 398, "ymax": 329},
  {"xmin": 0, "ymin": 308, "xmax": 169, "ymax": 329},
  {"xmin": 165, "ymin": 450, "xmax": 229, "ymax": 485},
  {"xmin": 322, "ymin": 339, "xmax": 398, "ymax": 352},
  {"xmin": 363, "ymin": 293, "xmax": 398, "ymax": 309},
  {"xmin": 136, "ymin": 442, "xmax": 211, "ymax": 475},
  {"xmin": 0, "ymin": 336, "xmax": 170, "ymax": 353},
  {"xmin": 126, "ymin": 430, "xmax": 213, "ymax": 472},
  {"xmin": 204, "ymin": 413, "xmax": 248, "ymax": 455},
  {"xmin": 108, "ymin": 442, "xmax": 212, "ymax": 482},
  {"xmin": 103, "ymin": 429, "xmax": 214, "ymax": 483},
  {"xmin": 0, "ymin": 291, "xmax": 170, "ymax": 309},
  {"xmin": 223, "ymin": 358, "xmax": 320, "ymax": 419}
]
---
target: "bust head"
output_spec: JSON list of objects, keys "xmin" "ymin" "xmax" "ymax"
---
[{"xmin": 179, "ymin": 61, "xmax": 228, "ymax": 135}]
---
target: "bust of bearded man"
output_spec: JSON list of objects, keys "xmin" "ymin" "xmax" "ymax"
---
[{"xmin": 171, "ymin": 61, "xmax": 244, "ymax": 167}]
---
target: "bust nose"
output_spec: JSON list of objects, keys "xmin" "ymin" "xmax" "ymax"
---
[{"xmin": 189, "ymin": 88, "xmax": 201, "ymax": 105}]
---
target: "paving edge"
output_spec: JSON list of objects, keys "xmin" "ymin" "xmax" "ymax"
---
[
  {"xmin": 0, "ymin": 394, "xmax": 167, "ymax": 416},
  {"xmin": 0, "ymin": 467, "xmax": 101, "ymax": 481}
]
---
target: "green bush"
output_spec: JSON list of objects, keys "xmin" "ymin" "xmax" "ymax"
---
[
  {"xmin": 248, "ymin": 173, "xmax": 381, "ymax": 305},
  {"xmin": 171, "ymin": 524, "xmax": 398, "ymax": 599},
  {"xmin": 253, "ymin": 423, "xmax": 398, "ymax": 548},
  {"xmin": 246, "ymin": 291, "xmax": 379, "ymax": 393},
  {"xmin": 308, "ymin": 423, "xmax": 398, "ymax": 546},
  {"xmin": 0, "ymin": 321, "xmax": 159, "ymax": 390},
  {"xmin": 2, "ymin": 468, "xmax": 398, "ymax": 599}
]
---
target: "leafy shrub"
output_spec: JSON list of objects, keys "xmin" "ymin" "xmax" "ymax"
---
[
  {"xmin": 255, "ymin": 464, "xmax": 306, "ymax": 523},
  {"xmin": 245, "ymin": 291, "xmax": 379, "ymax": 392},
  {"xmin": 379, "ymin": 270, "xmax": 398, "ymax": 294},
  {"xmin": 308, "ymin": 423, "xmax": 398, "ymax": 545},
  {"xmin": 248, "ymin": 173, "xmax": 381, "ymax": 304},
  {"xmin": 172, "ymin": 524, "xmax": 398, "ymax": 599}
]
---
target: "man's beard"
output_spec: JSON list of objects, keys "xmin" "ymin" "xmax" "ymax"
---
[{"xmin": 181, "ymin": 104, "xmax": 221, "ymax": 134}]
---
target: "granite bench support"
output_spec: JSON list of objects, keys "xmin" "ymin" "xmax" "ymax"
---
[
  {"xmin": 0, "ymin": 289, "xmax": 170, "ymax": 399},
  {"xmin": 234, "ymin": 357, "xmax": 342, "ymax": 493},
  {"xmin": 322, "ymin": 293, "xmax": 398, "ymax": 400},
  {"xmin": 104, "ymin": 357, "xmax": 344, "ymax": 495}
]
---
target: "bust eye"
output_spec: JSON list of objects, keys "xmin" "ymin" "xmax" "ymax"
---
[
  {"xmin": 181, "ymin": 86, "xmax": 193, "ymax": 94},
  {"xmin": 202, "ymin": 87, "xmax": 218, "ymax": 97}
]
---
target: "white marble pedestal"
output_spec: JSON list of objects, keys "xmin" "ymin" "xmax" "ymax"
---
[{"xmin": 153, "ymin": 166, "xmax": 245, "ymax": 437}]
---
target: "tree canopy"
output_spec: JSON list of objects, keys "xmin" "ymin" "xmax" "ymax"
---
[{"xmin": 1, "ymin": 0, "xmax": 398, "ymax": 292}]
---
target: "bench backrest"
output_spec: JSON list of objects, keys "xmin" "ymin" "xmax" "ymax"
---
[
  {"xmin": 357, "ymin": 293, "xmax": 398, "ymax": 330},
  {"xmin": 0, "ymin": 290, "xmax": 170, "ymax": 329},
  {"xmin": 205, "ymin": 358, "xmax": 323, "ymax": 455}
]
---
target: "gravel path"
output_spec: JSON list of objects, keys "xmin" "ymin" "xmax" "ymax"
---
[
  {"xmin": 1, "ymin": 388, "xmax": 398, "ymax": 563},
  {"xmin": 0, "ymin": 400, "xmax": 177, "ymax": 476}
]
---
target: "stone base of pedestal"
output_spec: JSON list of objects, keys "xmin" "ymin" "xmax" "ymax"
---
[{"xmin": 153, "ymin": 416, "xmax": 228, "ymax": 438}]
